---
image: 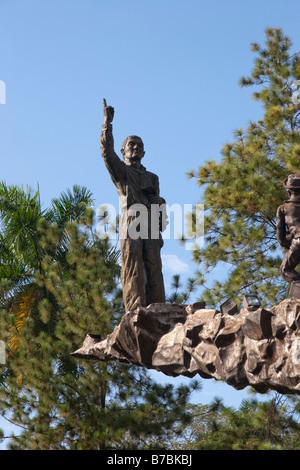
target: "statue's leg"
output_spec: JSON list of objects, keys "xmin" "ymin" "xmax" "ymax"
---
[
  {"xmin": 120, "ymin": 237, "xmax": 146, "ymax": 311},
  {"xmin": 143, "ymin": 235, "xmax": 165, "ymax": 305},
  {"xmin": 280, "ymin": 239, "xmax": 300, "ymax": 283}
]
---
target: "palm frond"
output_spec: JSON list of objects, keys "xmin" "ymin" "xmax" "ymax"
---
[
  {"xmin": 0, "ymin": 182, "xmax": 43, "ymax": 267},
  {"xmin": 7, "ymin": 284, "xmax": 38, "ymax": 354},
  {"xmin": 47, "ymin": 185, "xmax": 94, "ymax": 226}
]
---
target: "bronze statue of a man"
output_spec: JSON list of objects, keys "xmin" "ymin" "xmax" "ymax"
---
[
  {"xmin": 100, "ymin": 99, "xmax": 166, "ymax": 311},
  {"xmin": 276, "ymin": 174, "xmax": 300, "ymax": 284}
]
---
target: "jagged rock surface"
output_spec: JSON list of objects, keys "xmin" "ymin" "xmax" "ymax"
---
[{"xmin": 73, "ymin": 299, "xmax": 300, "ymax": 395}]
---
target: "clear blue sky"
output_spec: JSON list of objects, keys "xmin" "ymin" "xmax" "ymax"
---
[{"xmin": 1, "ymin": 0, "xmax": 300, "ymax": 444}]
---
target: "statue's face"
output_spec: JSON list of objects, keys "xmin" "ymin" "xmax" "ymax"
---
[{"xmin": 123, "ymin": 136, "xmax": 145, "ymax": 164}]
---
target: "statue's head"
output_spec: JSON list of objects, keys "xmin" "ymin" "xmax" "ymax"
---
[
  {"xmin": 121, "ymin": 135, "xmax": 145, "ymax": 166},
  {"xmin": 284, "ymin": 174, "xmax": 300, "ymax": 197}
]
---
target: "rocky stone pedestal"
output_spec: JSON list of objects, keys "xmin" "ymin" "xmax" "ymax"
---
[{"xmin": 72, "ymin": 299, "xmax": 300, "ymax": 395}]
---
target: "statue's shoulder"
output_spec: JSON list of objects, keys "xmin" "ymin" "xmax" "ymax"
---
[
  {"xmin": 145, "ymin": 168, "xmax": 159, "ymax": 181},
  {"xmin": 276, "ymin": 203, "xmax": 287, "ymax": 219}
]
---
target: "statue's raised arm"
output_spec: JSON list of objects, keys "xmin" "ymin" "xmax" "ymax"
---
[
  {"xmin": 100, "ymin": 99, "xmax": 125, "ymax": 185},
  {"xmin": 103, "ymin": 98, "xmax": 114, "ymax": 125}
]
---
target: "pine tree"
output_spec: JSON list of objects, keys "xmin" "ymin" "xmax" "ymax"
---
[
  {"xmin": 188, "ymin": 27, "xmax": 300, "ymax": 307},
  {"xmin": 168, "ymin": 393, "xmax": 300, "ymax": 450}
]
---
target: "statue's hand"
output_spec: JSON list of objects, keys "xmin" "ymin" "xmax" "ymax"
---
[
  {"xmin": 103, "ymin": 98, "xmax": 114, "ymax": 124},
  {"xmin": 283, "ymin": 235, "xmax": 292, "ymax": 249},
  {"xmin": 148, "ymin": 195, "xmax": 165, "ymax": 205}
]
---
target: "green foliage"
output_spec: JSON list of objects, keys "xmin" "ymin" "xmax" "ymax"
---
[
  {"xmin": 0, "ymin": 183, "xmax": 195, "ymax": 449},
  {"xmin": 188, "ymin": 27, "xmax": 300, "ymax": 306},
  {"xmin": 168, "ymin": 393, "xmax": 300, "ymax": 450},
  {"xmin": 166, "ymin": 274, "xmax": 197, "ymax": 304}
]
